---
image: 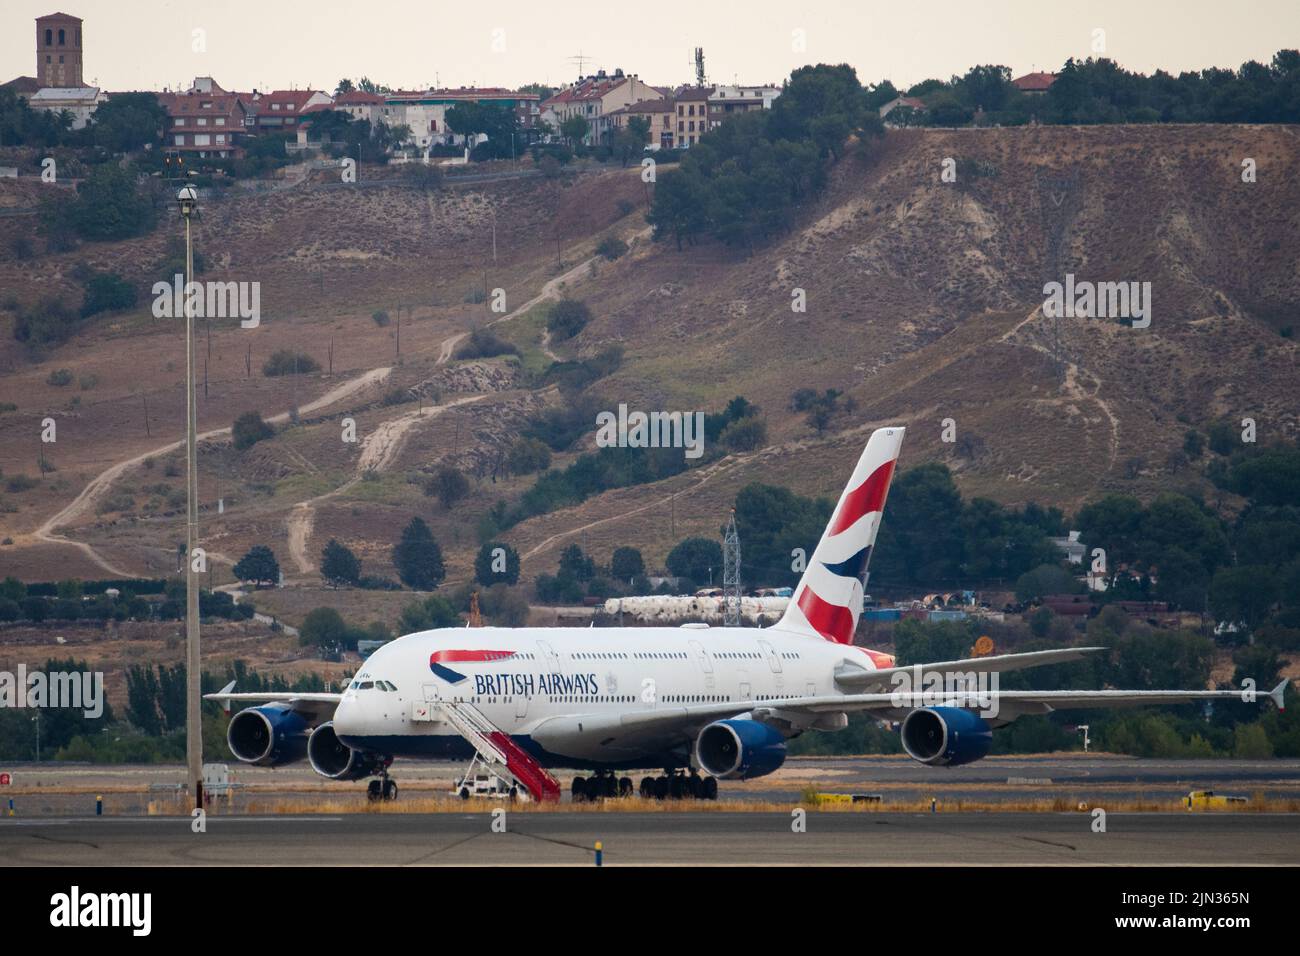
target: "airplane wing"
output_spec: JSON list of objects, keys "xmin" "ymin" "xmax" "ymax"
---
[
  {"xmin": 203, "ymin": 684, "xmax": 343, "ymax": 725},
  {"xmin": 535, "ymin": 679, "xmax": 1289, "ymax": 754},
  {"xmin": 834, "ymin": 647, "xmax": 1105, "ymax": 691}
]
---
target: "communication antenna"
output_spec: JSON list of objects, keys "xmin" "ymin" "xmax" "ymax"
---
[
  {"xmin": 722, "ymin": 509, "xmax": 741, "ymax": 627},
  {"xmin": 568, "ymin": 51, "xmax": 597, "ymax": 78},
  {"xmin": 694, "ymin": 47, "xmax": 707, "ymax": 87}
]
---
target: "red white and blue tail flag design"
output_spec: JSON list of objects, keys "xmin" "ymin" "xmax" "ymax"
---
[{"xmin": 776, "ymin": 427, "xmax": 904, "ymax": 644}]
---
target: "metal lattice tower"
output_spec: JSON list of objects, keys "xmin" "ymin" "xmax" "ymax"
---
[
  {"xmin": 722, "ymin": 509, "xmax": 741, "ymax": 627},
  {"xmin": 694, "ymin": 47, "xmax": 707, "ymax": 87}
]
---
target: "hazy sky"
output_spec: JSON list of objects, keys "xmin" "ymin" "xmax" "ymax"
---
[{"xmin": 5, "ymin": 0, "xmax": 1298, "ymax": 93}]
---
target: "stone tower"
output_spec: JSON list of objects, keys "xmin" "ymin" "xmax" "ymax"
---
[{"xmin": 37, "ymin": 12, "xmax": 84, "ymax": 88}]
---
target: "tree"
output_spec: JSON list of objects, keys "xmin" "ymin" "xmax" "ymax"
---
[
  {"xmin": 666, "ymin": 537, "xmax": 723, "ymax": 586},
  {"xmin": 547, "ymin": 299, "xmax": 591, "ymax": 340},
  {"xmin": 1015, "ymin": 564, "xmax": 1081, "ymax": 602},
  {"xmin": 611, "ymin": 546, "xmax": 645, "ymax": 581},
  {"xmin": 392, "ymin": 517, "xmax": 445, "ymax": 590},
  {"xmin": 84, "ymin": 92, "xmax": 166, "ymax": 153},
  {"xmin": 425, "ymin": 466, "xmax": 470, "ymax": 510},
  {"xmin": 49, "ymin": 163, "xmax": 157, "ymax": 241},
  {"xmin": 300, "ymin": 607, "xmax": 349, "ymax": 650},
  {"xmin": 399, "ymin": 594, "xmax": 460, "ymax": 632},
  {"xmin": 475, "ymin": 541, "xmax": 521, "ymax": 587},
  {"xmin": 558, "ymin": 544, "xmax": 595, "ymax": 581},
  {"xmin": 1210, "ymin": 565, "xmax": 1278, "ymax": 630},
  {"xmin": 507, "ymin": 437, "xmax": 551, "ymax": 475},
  {"xmin": 560, "ymin": 114, "xmax": 589, "ymax": 146},
  {"xmin": 80, "ymin": 271, "xmax": 137, "ymax": 318},
  {"xmin": 320, "ymin": 538, "xmax": 361, "ymax": 588},
  {"xmin": 232, "ymin": 411, "xmax": 274, "ymax": 450},
  {"xmin": 233, "ymin": 545, "xmax": 280, "ymax": 587}
]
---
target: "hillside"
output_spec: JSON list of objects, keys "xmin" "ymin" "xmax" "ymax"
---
[{"xmin": 0, "ymin": 126, "xmax": 1297, "ymax": 615}]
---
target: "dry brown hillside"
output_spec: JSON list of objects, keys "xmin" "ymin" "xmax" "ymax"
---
[{"xmin": 0, "ymin": 127, "xmax": 1297, "ymax": 614}]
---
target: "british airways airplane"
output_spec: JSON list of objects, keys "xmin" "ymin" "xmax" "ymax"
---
[{"xmin": 208, "ymin": 427, "xmax": 1286, "ymax": 802}]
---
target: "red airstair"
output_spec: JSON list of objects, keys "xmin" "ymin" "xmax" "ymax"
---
[{"xmin": 439, "ymin": 701, "xmax": 561, "ymax": 802}]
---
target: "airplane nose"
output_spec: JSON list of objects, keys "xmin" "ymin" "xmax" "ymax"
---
[{"xmin": 332, "ymin": 695, "xmax": 359, "ymax": 735}]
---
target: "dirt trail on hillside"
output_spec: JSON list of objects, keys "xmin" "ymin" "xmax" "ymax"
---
[
  {"xmin": 286, "ymin": 393, "xmax": 487, "ymax": 574},
  {"xmin": 437, "ymin": 225, "xmax": 653, "ymax": 365},
  {"xmin": 29, "ymin": 219, "xmax": 651, "ymax": 578},
  {"xmin": 28, "ymin": 366, "xmax": 392, "ymax": 576}
]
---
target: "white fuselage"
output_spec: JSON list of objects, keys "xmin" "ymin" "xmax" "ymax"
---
[{"xmin": 332, "ymin": 623, "xmax": 887, "ymax": 769}]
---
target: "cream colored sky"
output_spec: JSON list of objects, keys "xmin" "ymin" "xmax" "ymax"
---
[{"xmin": 5, "ymin": 0, "xmax": 1298, "ymax": 93}]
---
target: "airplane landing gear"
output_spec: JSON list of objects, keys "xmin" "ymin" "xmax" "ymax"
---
[
  {"xmin": 367, "ymin": 765, "xmax": 399, "ymax": 802},
  {"xmin": 639, "ymin": 769, "xmax": 717, "ymax": 801},
  {"xmin": 572, "ymin": 771, "xmax": 634, "ymax": 802}
]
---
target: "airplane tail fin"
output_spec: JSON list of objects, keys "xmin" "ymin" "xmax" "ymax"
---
[{"xmin": 774, "ymin": 426, "xmax": 905, "ymax": 644}]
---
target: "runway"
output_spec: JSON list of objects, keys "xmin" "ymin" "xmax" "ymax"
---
[{"xmin": 2, "ymin": 812, "xmax": 1297, "ymax": 865}]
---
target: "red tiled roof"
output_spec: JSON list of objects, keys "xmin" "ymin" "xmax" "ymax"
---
[
  {"xmin": 157, "ymin": 91, "xmax": 246, "ymax": 119},
  {"xmin": 1012, "ymin": 72, "xmax": 1057, "ymax": 92},
  {"xmin": 674, "ymin": 85, "xmax": 714, "ymax": 101},
  {"xmin": 335, "ymin": 91, "xmax": 384, "ymax": 105},
  {"xmin": 254, "ymin": 90, "xmax": 321, "ymax": 111}
]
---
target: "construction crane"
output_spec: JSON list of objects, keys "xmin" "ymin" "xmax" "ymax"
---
[{"xmin": 722, "ymin": 509, "xmax": 741, "ymax": 626}]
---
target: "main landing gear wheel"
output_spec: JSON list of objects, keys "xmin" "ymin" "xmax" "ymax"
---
[
  {"xmin": 642, "ymin": 771, "xmax": 718, "ymax": 801},
  {"xmin": 572, "ymin": 776, "xmax": 588, "ymax": 802}
]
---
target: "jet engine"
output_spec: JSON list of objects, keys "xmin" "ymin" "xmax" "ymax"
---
[
  {"xmin": 226, "ymin": 703, "xmax": 309, "ymax": 767},
  {"xmin": 694, "ymin": 719, "xmax": 787, "ymax": 780},
  {"xmin": 900, "ymin": 707, "xmax": 992, "ymax": 767},
  {"xmin": 307, "ymin": 722, "xmax": 383, "ymax": 780}
]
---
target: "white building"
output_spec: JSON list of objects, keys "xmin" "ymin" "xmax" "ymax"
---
[{"xmin": 28, "ymin": 85, "xmax": 105, "ymax": 129}]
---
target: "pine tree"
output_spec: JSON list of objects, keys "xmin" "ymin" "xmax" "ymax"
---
[
  {"xmin": 320, "ymin": 538, "xmax": 361, "ymax": 588},
  {"xmin": 392, "ymin": 517, "xmax": 445, "ymax": 590}
]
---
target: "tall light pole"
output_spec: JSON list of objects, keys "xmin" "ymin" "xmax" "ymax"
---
[{"xmin": 177, "ymin": 183, "xmax": 203, "ymax": 811}]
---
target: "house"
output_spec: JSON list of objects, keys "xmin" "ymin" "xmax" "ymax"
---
[
  {"xmin": 243, "ymin": 89, "xmax": 333, "ymax": 135},
  {"xmin": 1012, "ymin": 72, "xmax": 1057, "ymax": 95},
  {"xmin": 542, "ymin": 70, "xmax": 663, "ymax": 145},
  {"xmin": 707, "ymin": 84, "xmax": 780, "ymax": 129},
  {"xmin": 383, "ymin": 88, "xmax": 541, "ymax": 150},
  {"xmin": 27, "ymin": 84, "xmax": 105, "ymax": 129},
  {"xmin": 672, "ymin": 85, "xmax": 713, "ymax": 147},
  {"xmin": 334, "ymin": 90, "xmax": 385, "ymax": 124},
  {"xmin": 157, "ymin": 85, "xmax": 247, "ymax": 158},
  {"xmin": 605, "ymin": 98, "xmax": 676, "ymax": 148},
  {"xmin": 1050, "ymin": 531, "xmax": 1087, "ymax": 565},
  {"xmin": 878, "ymin": 95, "xmax": 927, "ymax": 126}
]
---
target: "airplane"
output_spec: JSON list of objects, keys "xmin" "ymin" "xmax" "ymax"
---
[{"xmin": 207, "ymin": 426, "xmax": 1288, "ymax": 803}]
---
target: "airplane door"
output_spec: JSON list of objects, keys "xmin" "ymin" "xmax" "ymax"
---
[
  {"xmin": 739, "ymin": 681, "xmax": 752, "ymax": 701},
  {"xmin": 689, "ymin": 640, "xmax": 716, "ymax": 691},
  {"xmin": 537, "ymin": 640, "xmax": 561, "ymax": 673},
  {"xmin": 758, "ymin": 640, "xmax": 784, "ymax": 695}
]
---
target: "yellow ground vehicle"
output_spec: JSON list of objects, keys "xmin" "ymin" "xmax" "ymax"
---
[{"xmin": 1184, "ymin": 790, "xmax": 1248, "ymax": 810}]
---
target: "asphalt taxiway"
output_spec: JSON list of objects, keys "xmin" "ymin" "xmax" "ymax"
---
[{"xmin": 2, "ymin": 812, "xmax": 1297, "ymax": 865}]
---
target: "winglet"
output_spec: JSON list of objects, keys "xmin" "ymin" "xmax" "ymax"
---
[
  {"xmin": 215, "ymin": 680, "xmax": 236, "ymax": 715},
  {"xmin": 1270, "ymin": 679, "xmax": 1289, "ymax": 711}
]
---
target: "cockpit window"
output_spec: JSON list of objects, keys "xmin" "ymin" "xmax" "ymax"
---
[{"xmin": 358, "ymin": 681, "xmax": 375, "ymax": 690}]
